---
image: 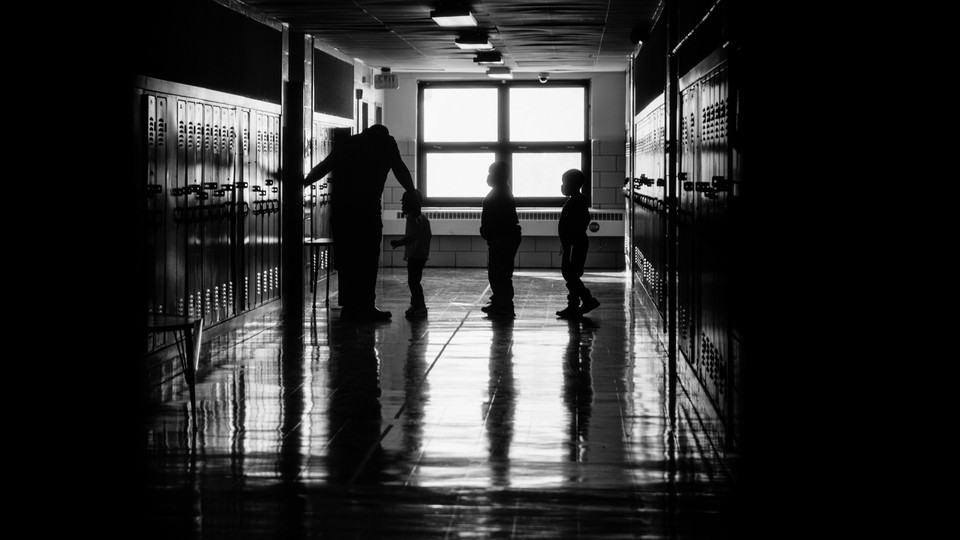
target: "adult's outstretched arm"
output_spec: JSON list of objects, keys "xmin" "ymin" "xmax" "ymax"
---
[{"xmin": 303, "ymin": 152, "xmax": 335, "ymax": 188}]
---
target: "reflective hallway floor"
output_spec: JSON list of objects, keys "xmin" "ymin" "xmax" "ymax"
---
[{"xmin": 142, "ymin": 269, "xmax": 738, "ymax": 539}]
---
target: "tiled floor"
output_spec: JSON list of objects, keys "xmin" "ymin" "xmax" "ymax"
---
[{"xmin": 142, "ymin": 268, "xmax": 737, "ymax": 539}]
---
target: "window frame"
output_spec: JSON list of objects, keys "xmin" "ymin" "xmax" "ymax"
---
[{"xmin": 417, "ymin": 80, "xmax": 591, "ymax": 207}]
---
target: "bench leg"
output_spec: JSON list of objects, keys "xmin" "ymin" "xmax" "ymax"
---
[{"xmin": 184, "ymin": 318, "xmax": 203, "ymax": 431}]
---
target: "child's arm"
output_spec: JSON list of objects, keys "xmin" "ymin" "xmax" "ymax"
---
[
  {"xmin": 391, "ymin": 217, "xmax": 420, "ymax": 248},
  {"xmin": 390, "ymin": 234, "xmax": 415, "ymax": 249}
]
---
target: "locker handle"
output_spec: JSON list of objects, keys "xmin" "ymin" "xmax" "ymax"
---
[
  {"xmin": 237, "ymin": 181, "xmax": 249, "ymax": 188},
  {"xmin": 695, "ymin": 182, "xmax": 711, "ymax": 192},
  {"xmin": 656, "ymin": 178, "xmax": 666, "ymax": 187},
  {"xmin": 213, "ymin": 190, "xmax": 225, "ymax": 197},
  {"xmin": 203, "ymin": 182, "xmax": 218, "ymax": 190},
  {"xmin": 683, "ymin": 182, "xmax": 694, "ymax": 192},
  {"xmin": 271, "ymin": 187, "xmax": 279, "ymax": 194},
  {"xmin": 678, "ymin": 172, "xmax": 688, "ymax": 181},
  {"xmin": 146, "ymin": 184, "xmax": 163, "ymax": 195},
  {"xmin": 187, "ymin": 184, "xmax": 201, "ymax": 194},
  {"xmin": 240, "ymin": 201, "xmax": 249, "ymax": 217},
  {"xmin": 711, "ymin": 176, "xmax": 731, "ymax": 191},
  {"xmin": 198, "ymin": 192, "xmax": 209, "ymax": 200},
  {"xmin": 265, "ymin": 179, "xmax": 274, "ymax": 186},
  {"xmin": 221, "ymin": 183, "xmax": 235, "ymax": 190}
]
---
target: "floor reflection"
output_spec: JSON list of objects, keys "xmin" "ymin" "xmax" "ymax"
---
[
  {"xmin": 562, "ymin": 317, "xmax": 596, "ymax": 477},
  {"xmin": 140, "ymin": 269, "xmax": 737, "ymax": 539},
  {"xmin": 484, "ymin": 316, "xmax": 516, "ymax": 488}
]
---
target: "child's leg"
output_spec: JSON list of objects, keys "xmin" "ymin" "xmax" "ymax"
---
[
  {"xmin": 408, "ymin": 259, "xmax": 426, "ymax": 308},
  {"xmin": 561, "ymin": 242, "xmax": 588, "ymax": 307}
]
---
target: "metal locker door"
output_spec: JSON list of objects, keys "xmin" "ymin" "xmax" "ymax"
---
[
  {"xmin": 210, "ymin": 105, "xmax": 223, "ymax": 323},
  {"xmin": 240, "ymin": 109, "xmax": 254, "ymax": 312},
  {"xmin": 143, "ymin": 94, "xmax": 161, "ymax": 352},
  {"xmin": 678, "ymin": 84, "xmax": 699, "ymax": 366},
  {"xmin": 186, "ymin": 100, "xmax": 204, "ymax": 319},
  {"xmin": 214, "ymin": 105, "xmax": 230, "ymax": 321},
  {"xmin": 175, "ymin": 100, "xmax": 189, "ymax": 316},
  {"xmin": 254, "ymin": 113, "xmax": 265, "ymax": 307},
  {"xmin": 202, "ymin": 103, "xmax": 215, "ymax": 322},
  {"xmin": 271, "ymin": 114, "xmax": 280, "ymax": 300},
  {"xmin": 656, "ymin": 105, "xmax": 667, "ymax": 312},
  {"xmin": 157, "ymin": 96, "xmax": 176, "ymax": 320},
  {"xmin": 263, "ymin": 113, "xmax": 272, "ymax": 302},
  {"xmin": 144, "ymin": 95, "xmax": 159, "ymax": 320},
  {"xmin": 696, "ymin": 74, "xmax": 716, "ymax": 403},
  {"xmin": 225, "ymin": 107, "xmax": 238, "ymax": 319},
  {"xmin": 699, "ymin": 66, "xmax": 731, "ymax": 414},
  {"xmin": 265, "ymin": 113, "xmax": 276, "ymax": 301}
]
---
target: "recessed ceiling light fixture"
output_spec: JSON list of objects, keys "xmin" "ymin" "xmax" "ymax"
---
[
  {"xmin": 455, "ymin": 33, "xmax": 493, "ymax": 50},
  {"xmin": 473, "ymin": 51, "xmax": 503, "ymax": 65},
  {"xmin": 430, "ymin": 6, "xmax": 477, "ymax": 27},
  {"xmin": 486, "ymin": 66, "xmax": 512, "ymax": 79}
]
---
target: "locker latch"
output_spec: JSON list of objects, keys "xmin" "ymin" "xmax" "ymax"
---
[
  {"xmin": 146, "ymin": 184, "xmax": 163, "ymax": 197},
  {"xmin": 187, "ymin": 184, "xmax": 202, "ymax": 194},
  {"xmin": 220, "ymin": 183, "xmax": 235, "ymax": 190},
  {"xmin": 265, "ymin": 179, "xmax": 274, "ymax": 186},
  {"xmin": 656, "ymin": 178, "xmax": 666, "ymax": 187},
  {"xmin": 695, "ymin": 182, "xmax": 711, "ymax": 192},
  {"xmin": 683, "ymin": 182, "xmax": 694, "ymax": 192},
  {"xmin": 711, "ymin": 176, "xmax": 730, "ymax": 191},
  {"xmin": 271, "ymin": 187, "xmax": 279, "ymax": 193},
  {"xmin": 237, "ymin": 182, "xmax": 249, "ymax": 189},
  {"xmin": 203, "ymin": 182, "xmax": 218, "ymax": 190}
]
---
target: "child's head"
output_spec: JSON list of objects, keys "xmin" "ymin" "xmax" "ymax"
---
[
  {"xmin": 487, "ymin": 161, "xmax": 510, "ymax": 188},
  {"xmin": 401, "ymin": 188, "xmax": 423, "ymax": 216},
  {"xmin": 561, "ymin": 169, "xmax": 586, "ymax": 196}
]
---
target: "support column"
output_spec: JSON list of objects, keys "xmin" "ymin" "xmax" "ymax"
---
[{"xmin": 281, "ymin": 29, "xmax": 306, "ymax": 316}]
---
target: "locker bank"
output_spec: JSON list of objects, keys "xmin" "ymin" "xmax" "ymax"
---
[{"xmin": 115, "ymin": 1, "xmax": 783, "ymax": 538}]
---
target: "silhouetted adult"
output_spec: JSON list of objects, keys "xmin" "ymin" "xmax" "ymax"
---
[{"xmin": 304, "ymin": 124, "xmax": 415, "ymax": 321}]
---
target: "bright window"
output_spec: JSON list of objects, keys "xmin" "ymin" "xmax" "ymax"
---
[{"xmin": 418, "ymin": 81, "xmax": 590, "ymax": 206}]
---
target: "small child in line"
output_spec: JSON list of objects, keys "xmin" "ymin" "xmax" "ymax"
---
[
  {"xmin": 390, "ymin": 189, "xmax": 432, "ymax": 317},
  {"xmin": 480, "ymin": 161, "xmax": 522, "ymax": 317},
  {"xmin": 557, "ymin": 169, "xmax": 600, "ymax": 319}
]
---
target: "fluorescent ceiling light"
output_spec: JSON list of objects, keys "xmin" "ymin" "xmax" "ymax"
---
[
  {"xmin": 455, "ymin": 35, "xmax": 493, "ymax": 50},
  {"xmin": 473, "ymin": 51, "xmax": 503, "ymax": 65},
  {"xmin": 430, "ymin": 8, "xmax": 477, "ymax": 27},
  {"xmin": 486, "ymin": 67, "xmax": 512, "ymax": 79}
]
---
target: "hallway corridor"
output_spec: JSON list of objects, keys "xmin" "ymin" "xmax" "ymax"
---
[{"xmin": 141, "ymin": 269, "xmax": 737, "ymax": 539}]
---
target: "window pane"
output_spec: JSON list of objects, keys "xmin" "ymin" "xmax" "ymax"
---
[
  {"xmin": 423, "ymin": 88, "xmax": 498, "ymax": 142},
  {"xmin": 512, "ymin": 153, "xmax": 583, "ymax": 198},
  {"xmin": 426, "ymin": 153, "xmax": 496, "ymax": 197},
  {"xmin": 509, "ymin": 87, "xmax": 585, "ymax": 142}
]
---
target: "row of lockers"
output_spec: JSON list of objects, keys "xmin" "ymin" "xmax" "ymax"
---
[
  {"xmin": 302, "ymin": 122, "xmax": 345, "ymax": 288},
  {"xmin": 628, "ymin": 54, "xmax": 741, "ymax": 444},
  {"xmin": 142, "ymin": 91, "xmax": 282, "ymax": 353}
]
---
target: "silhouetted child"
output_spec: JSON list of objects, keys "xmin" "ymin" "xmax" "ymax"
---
[
  {"xmin": 557, "ymin": 169, "xmax": 600, "ymax": 319},
  {"xmin": 480, "ymin": 162, "xmax": 522, "ymax": 317},
  {"xmin": 390, "ymin": 189, "xmax": 432, "ymax": 317}
]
